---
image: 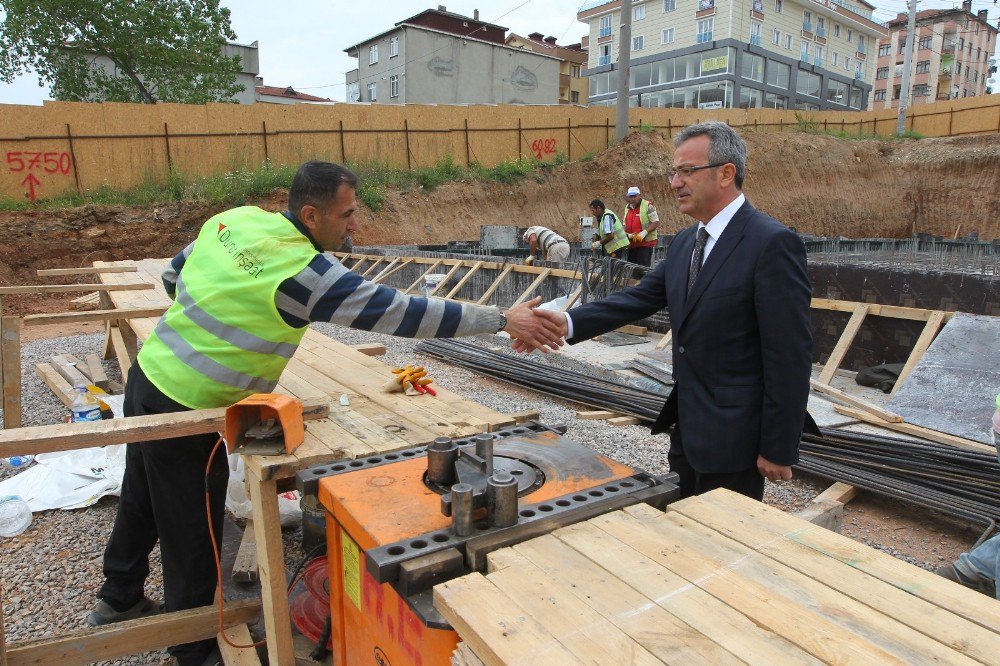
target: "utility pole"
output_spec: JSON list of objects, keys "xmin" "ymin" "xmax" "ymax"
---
[
  {"xmin": 615, "ymin": 0, "xmax": 633, "ymax": 142},
  {"xmin": 896, "ymin": 0, "xmax": 918, "ymax": 136}
]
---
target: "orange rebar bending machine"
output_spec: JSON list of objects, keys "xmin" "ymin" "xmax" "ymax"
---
[{"xmin": 296, "ymin": 422, "xmax": 679, "ymax": 665}]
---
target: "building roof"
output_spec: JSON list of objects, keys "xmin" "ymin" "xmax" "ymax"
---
[
  {"xmin": 255, "ymin": 85, "xmax": 332, "ymax": 102},
  {"xmin": 344, "ymin": 7, "xmax": 507, "ymax": 52},
  {"xmin": 506, "ymin": 32, "xmax": 588, "ymax": 63},
  {"xmin": 886, "ymin": 6, "xmax": 997, "ymax": 30}
]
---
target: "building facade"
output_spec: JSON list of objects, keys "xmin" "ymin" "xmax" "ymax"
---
[
  {"xmin": 870, "ymin": 1, "xmax": 997, "ymax": 109},
  {"xmin": 344, "ymin": 7, "xmax": 560, "ymax": 105},
  {"xmin": 506, "ymin": 32, "xmax": 589, "ymax": 104},
  {"xmin": 578, "ymin": 0, "xmax": 886, "ymax": 110}
]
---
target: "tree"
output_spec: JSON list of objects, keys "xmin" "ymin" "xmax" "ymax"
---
[{"xmin": 0, "ymin": 0, "xmax": 243, "ymax": 104}]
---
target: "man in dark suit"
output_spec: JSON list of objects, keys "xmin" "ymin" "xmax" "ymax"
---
[{"xmin": 521, "ymin": 121, "xmax": 813, "ymax": 500}]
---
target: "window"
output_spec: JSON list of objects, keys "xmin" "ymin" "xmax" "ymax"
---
[
  {"xmin": 913, "ymin": 83, "xmax": 930, "ymax": 97},
  {"xmin": 764, "ymin": 92, "xmax": 788, "ymax": 108},
  {"xmin": 662, "ymin": 27, "xmax": 675, "ymax": 44},
  {"xmin": 696, "ymin": 18, "xmax": 713, "ymax": 43},
  {"xmin": 367, "ymin": 82, "xmax": 376, "ymax": 101},
  {"xmin": 634, "ymin": 4, "xmax": 645, "ymax": 20},
  {"xmin": 833, "ymin": 52, "xmax": 840, "ymax": 67},
  {"xmin": 894, "ymin": 63, "xmax": 903, "ymax": 77},
  {"xmin": 857, "ymin": 35, "xmax": 865, "ymax": 52},
  {"xmin": 663, "ymin": 0, "xmax": 675, "ymax": 10},
  {"xmin": 633, "ymin": 35, "xmax": 644, "ymax": 50},
  {"xmin": 571, "ymin": 65, "xmax": 582, "ymax": 77},
  {"xmin": 801, "ymin": 41, "xmax": 810, "ymax": 61},
  {"xmin": 389, "ymin": 75, "xmax": 398, "ymax": 97},
  {"xmin": 390, "ymin": 36, "xmax": 399, "ymax": 57},
  {"xmin": 918, "ymin": 35, "xmax": 931, "ymax": 50},
  {"xmin": 772, "ymin": 28, "xmax": 781, "ymax": 45},
  {"xmin": 803, "ymin": 10, "xmax": 812, "ymax": 32},
  {"xmin": 784, "ymin": 34, "xmax": 793, "ymax": 50},
  {"xmin": 844, "ymin": 56, "xmax": 851, "ymax": 71},
  {"xmin": 599, "ymin": 16, "xmax": 612, "ymax": 37},
  {"xmin": 767, "ymin": 60, "xmax": 790, "ymax": 88},
  {"xmin": 571, "ymin": 90, "xmax": 580, "ymax": 103},
  {"xmin": 876, "ymin": 66, "xmax": 889, "ymax": 79},
  {"xmin": 750, "ymin": 21, "xmax": 761, "ymax": 46},
  {"xmin": 850, "ymin": 86, "xmax": 862, "ymax": 108},
  {"xmin": 599, "ymin": 43, "xmax": 612, "ymax": 66},
  {"xmin": 817, "ymin": 17, "xmax": 825, "ymax": 37},
  {"xmin": 369, "ymin": 45, "xmax": 378, "ymax": 65},
  {"xmin": 879, "ymin": 44, "xmax": 891, "ymax": 57},
  {"xmin": 826, "ymin": 78, "xmax": 848, "ymax": 103},
  {"xmin": 774, "ymin": 0, "xmax": 782, "ymax": 13},
  {"xmin": 834, "ymin": 24, "xmax": 840, "ymax": 38},
  {"xmin": 874, "ymin": 88, "xmax": 887, "ymax": 101},
  {"xmin": 740, "ymin": 87, "xmax": 763, "ymax": 109},
  {"xmin": 898, "ymin": 38, "xmax": 907, "ymax": 55},
  {"xmin": 815, "ymin": 45, "xmax": 824, "ymax": 65},
  {"xmin": 347, "ymin": 82, "xmax": 360, "ymax": 103},
  {"xmin": 796, "ymin": 70, "xmax": 821, "ymax": 97},
  {"xmin": 742, "ymin": 52, "xmax": 765, "ymax": 81},
  {"xmin": 916, "ymin": 60, "xmax": 930, "ymax": 74},
  {"xmin": 847, "ymin": 29, "xmax": 852, "ymax": 42}
]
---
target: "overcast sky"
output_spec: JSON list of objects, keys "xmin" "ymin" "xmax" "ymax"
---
[{"xmin": 0, "ymin": 0, "xmax": 588, "ymax": 105}]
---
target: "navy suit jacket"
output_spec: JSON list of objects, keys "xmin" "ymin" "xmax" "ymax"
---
[{"xmin": 568, "ymin": 199, "xmax": 814, "ymax": 474}]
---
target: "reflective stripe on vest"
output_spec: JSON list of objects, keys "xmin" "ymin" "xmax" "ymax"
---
[
  {"xmin": 602, "ymin": 211, "xmax": 629, "ymax": 254},
  {"xmin": 623, "ymin": 199, "xmax": 658, "ymax": 244},
  {"xmin": 138, "ymin": 207, "xmax": 316, "ymax": 408}
]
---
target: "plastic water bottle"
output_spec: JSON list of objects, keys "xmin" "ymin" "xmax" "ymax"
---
[
  {"xmin": 0, "ymin": 455, "xmax": 34, "ymax": 470},
  {"xmin": 0, "ymin": 495, "xmax": 32, "ymax": 537},
  {"xmin": 70, "ymin": 386, "xmax": 102, "ymax": 423}
]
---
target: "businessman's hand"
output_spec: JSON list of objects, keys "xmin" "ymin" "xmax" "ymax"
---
[
  {"xmin": 503, "ymin": 297, "xmax": 564, "ymax": 353},
  {"xmin": 757, "ymin": 455, "xmax": 793, "ymax": 482}
]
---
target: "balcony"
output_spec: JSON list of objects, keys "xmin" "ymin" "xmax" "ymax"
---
[
  {"xmin": 856, "ymin": 42, "xmax": 866, "ymax": 55},
  {"xmin": 750, "ymin": 34, "xmax": 761, "ymax": 46},
  {"xmin": 598, "ymin": 55, "xmax": 611, "ymax": 66},
  {"xmin": 814, "ymin": 57, "xmax": 823, "ymax": 67},
  {"xmin": 560, "ymin": 73, "xmax": 571, "ymax": 88},
  {"xmin": 599, "ymin": 27, "xmax": 612, "ymax": 37},
  {"xmin": 696, "ymin": 32, "xmax": 714, "ymax": 43},
  {"xmin": 939, "ymin": 67, "xmax": 953, "ymax": 78},
  {"xmin": 816, "ymin": 26, "xmax": 826, "ymax": 38},
  {"xmin": 802, "ymin": 21, "xmax": 813, "ymax": 32}
]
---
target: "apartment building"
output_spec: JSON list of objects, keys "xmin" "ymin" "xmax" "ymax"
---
[
  {"xmin": 506, "ymin": 32, "xmax": 589, "ymax": 104},
  {"xmin": 870, "ymin": 0, "xmax": 997, "ymax": 110},
  {"xmin": 578, "ymin": 0, "xmax": 887, "ymax": 110},
  {"xmin": 344, "ymin": 6, "xmax": 559, "ymax": 105}
]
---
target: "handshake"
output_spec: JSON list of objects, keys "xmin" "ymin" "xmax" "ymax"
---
[
  {"xmin": 499, "ymin": 296, "xmax": 569, "ymax": 355},
  {"xmin": 629, "ymin": 229, "xmax": 648, "ymax": 244}
]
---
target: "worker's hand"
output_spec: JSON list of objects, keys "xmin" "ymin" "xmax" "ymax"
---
[
  {"xmin": 591, "ymin": 233, "xmax": 601, "ymax": 242},
  {"xmin": 757, "ymin": 454, "xmax": 793, "ymax": 482},
  {"xmin": 503, "ymin": 296, "xmax": 565, "ymax": 353},
  {"xmin": 636, "ymin": 229, "xmax": 648, "ymax": 242},
  {"xmin": 524, "ymin": 255, "xmax": 534, "ymax": 266},
  {"xmin": 590, "ymin": 240, "xmax": 602, "ymax": 250},
  {"xmin": 510, "ymin": 307, "xmax": 568, "ymax": 354}
]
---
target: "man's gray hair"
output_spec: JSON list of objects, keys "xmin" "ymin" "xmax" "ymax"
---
[{"xmin": 673, "ymin": 121, "xmax": 747, "ymax": 188}]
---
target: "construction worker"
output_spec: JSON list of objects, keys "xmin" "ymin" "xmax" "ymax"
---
[
  {"xmin": 622, "ymin": 186, "xmax": 661, "ymax": 267},
  {"xmin": 523, "ymin": 225, "xmax": 570, "ymax": 264},
  {"xmin": 86, "ymin": 161, "xmax": 566, "ymax": 666},
  {"xmin": 589, "ymin": 199, "xmax": 629, "ymax": 261}
]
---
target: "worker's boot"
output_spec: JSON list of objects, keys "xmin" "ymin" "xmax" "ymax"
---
[
  {"xmin": 935, "ymin": 563, "xmax": 996, "ymax": 597},
  {"xmin": 85, "ymin": 595, "xmax": 162, "ymax": 627}
]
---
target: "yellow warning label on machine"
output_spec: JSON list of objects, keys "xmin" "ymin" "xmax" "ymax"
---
[{"xmin": 341, "ymin": 529, "xmax": 361, "ymax": 609}]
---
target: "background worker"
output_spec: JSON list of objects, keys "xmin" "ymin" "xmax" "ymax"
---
[
  {"xmin": 589, "ymin": 199, "xmax": 629, "ymax": 261},
  {"xmin": 623, "ymin": 186, "xmax": 661, "ymax": 267},
  {"xmin": 523, "ymin": 225, "xmax": 570, "ymax": 264},
  {"xmin": 87, "ymin": 161, "xmax": 566, "ymax": 666},
  {"xmin": 526, "ymin": 122, "xmax": 814, "ymax": 501}
]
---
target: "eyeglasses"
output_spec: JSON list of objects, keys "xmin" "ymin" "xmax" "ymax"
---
[{"xmin": 667, "ymin": 163, "xmax": 728, "ymax": 180}]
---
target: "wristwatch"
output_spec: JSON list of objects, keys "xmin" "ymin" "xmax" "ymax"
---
[{"xmin": 496, "ymin": 311, "xmax": 507, "ymax": 333}]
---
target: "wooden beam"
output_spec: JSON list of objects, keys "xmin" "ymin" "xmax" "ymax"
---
[
  {"xmin": 890, "ymin": 310, "xmax": 946, "ymax": 398},
  {"xmin": 832, "ymin": 405, "xmax": 994, "ymax": 453},
  {"xmin": 427, "ymin": 262, "xmax": 464, "ymax": 297},
  {"xmin": 0, "ymin": 397, "xmax": 330, "ymax": 458},
  {"xmin": 351, "ymin": 343, "xmax": 386, "ymax": 357},
  {"xmin": 476, "ymin": 265, "xmax": 514, "ymax": 305},
  {"xmin": 445, "ymin": 261, "xmax": 484, "ymax": 299},
  {"xmin": 372, "ymin": 258, "xmax": 412, "ymax": 284},
  {"xmin": 810, "ymin": 298, "xmax": 949, "ymax": 323},
  {"xmin": 0, "ymin": 283, "xmax": 153, "ymax": 295},
  {"xmin": 507, "ymin": 410, "xmax": 540, "ymax": 424},
  {"xmin": 512, "ymin": 269, "xmax": 551, "ymax": 307},
  {"xmin": 607, "ymin": 416, "xmax": 642, "ymax": 426},
  {"xmin": 4, "ymin": 599, "xmax": 260, "ymax": 666},
  {"xmin": 615, "ymin": 324, "xmax": 647, "ymax": 336},
  {"xmin": 814, "ymin": 481, "xmax": 858, "ymax": 505},
  {"xmin": 794, "ymin": 481, "xmax": 858, "ymax": 533},
  {"xmin": 50, "ymin": 354, "xmax": 91, "ymax": 389},
  {"xmin": 404, "ymin": 260, "xmax": 443, "ymax": 295},
  {"xmin": 332, "ymin": 252, "xmax": 598, "ymax": 282},
  {"xmin": 217, "ymin": 624, "xmax": 261, "ymax": 666},
  {"xmin": 232, "ymin": 520, "xmax": 259, "ymax": 583},
  {"xmin": 818, "ymin": 303, "xmax": 870, "ymax": 385},
  {"xmin": 85, "ymin": 354, "xmax": 110, "ymax": 391},
  {"xmin": 23, "ymin": 306, "xmax": 168, "ymax": 327},
  {"xmin": 249, "ymin": 472, "xmax": 295, "ymax": 666},
  {"xmin": 576, "ymin": 410, "xmax": 624, "ymax": 420},
  {"xmin": 36, "ymin": 266, "xmax": 138, "ymax": 276},
  {"xmin": 809, "ymin": 379, "xmax": 904, "ymax": 423},
  {"xmin": 1, "ymin": 317, "xmax": 21, "ymax": 430},
  {"xmin": 1, "ymin": 582, "xmax": 7, "ymax": 666},
  {"xmin": 368, "ymin": 257, "xmax": 399, "ymax": 281},
  {"xmin": 360, "ymin": 256, "xmax": 386, "ymax": 278},
  {"xmin": 561, "ymin": 285, "xmax": 582, "ymax": 311},
  {"xmin": 655, "ymin": 329, "xmax": 672, "ymax": 351},
  {"xmin": 35, "ymin": 363, "xmax": 75, "ymax": 408}
]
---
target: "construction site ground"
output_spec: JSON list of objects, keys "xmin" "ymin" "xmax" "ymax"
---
[{"xmin": 0, "ymin": 130, "xmax": 996, "ymax": 662}]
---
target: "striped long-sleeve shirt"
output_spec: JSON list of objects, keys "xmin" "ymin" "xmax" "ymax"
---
[{"xmin": 162, "ymin": 212, "xmax": 503, "ymax": 338}]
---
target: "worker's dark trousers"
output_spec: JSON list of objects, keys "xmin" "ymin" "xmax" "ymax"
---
[
  {"xmin": 629, "ymin": 246, "xmax": 654, "ymax": 267},
  {"xmin": 98, "ymin": 363, "xmax": 229, "ymax": 665},
  {"xmin": 667, "ymin": 427, "xmax": 765, "ymax": 501}
]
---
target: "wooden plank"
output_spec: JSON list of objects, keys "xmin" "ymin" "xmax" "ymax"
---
[
  {"xmin": 217, "ymin": 624, "xmax": 261, "ymax": 666},
  {"xmin": 445, "ymin": 261, "xmax": 484, "ymax": 299},
  {"xmin": 372, "ymin": 258, "xmax": 412, "ymax": 284},
  {"xmin": 550, "ymin": 522, "xmax": 816, "ymax": 664},
  {"xmin": 506, "ymin": 410, "xmax": 540, "ymax": 424},
  {"xmin": 0, "ymin": 397, "xmax": 330, "ymax": 458},
  {"xmin": 1, "ymin": 586, "xmax": 7, "ymax": 666},
  {"xmin": 359, "ymin": 256, "xmax": 386, "ymax": 278},
  {"xmin": 810, "ymin": 298, "xmax": 949, "ymax": 323},
  {"xmin": 809, "ymin": 379, "xmax": 904, "ymax": 422},
  {"xmin": 404, "ymin": 260, "xmax": 444, "ymax": 294},
  {"xmin": 35, "ymin": 363, "xmax": 75, "ymax": 408},
  {"xmin": 37, "ymin": 266, "xmax": 138, "ymax": 276},
  {"xmin": 452, "ymin": 642, "xmax": 485, "ymax": 666},
  {"xmin": 368, "ymin": 257, "xmax": 399, "ymax": 281},
  {"xmin": 476, "ymin": 265, "xmax": 513, "ymax": 305},
  {"xmin": 615, "ymin": 324, "xmax": 647, "ymax": 336},
  {"xmin": 794, "ymin": 482, "xmax": 858, "ymax": 531},
  {"xmin": 576, "ymin": 410, "xmax": 623, "ymax": 420},
  {"xmin": 5, "ymin": 599, "xmax": 260, "ymax": 666},
  {"xmin": 232, "ymin": 520, "xmax": 259, "ymax": 583},
  {"xmin": 433, "ymin": 573, "xmax": 584, "ymax": 665},
  {"xmin": 511, "ymin": 268, "xmax": 551, "ymax": 307},
  {"xmin": 818, "ymin": 303, "xmax": 870, "ymax": 384},
  {"xmin": 249, "ymin": 472, "xmax": 295, "ymax": 666},
  {"xmin": 70, "ymin": 292, "xmax": 101, "ymax": 306},
  {"xmin": 889, "ymin": 310, "xmax": 946, "ymax": 398},
  {"xmin": 832, "ymin": 405, "xmax": 994, "ymax": 453},
  {"xmin": 561, "ymin": 285, "xmax": 582, "ymax": 311},
  {"xmin": 0, "ymin": 283, "xmax": 153, "ymax": 295},
  {"xmin": 1, "ymin": 317, "xmax": 21, "ymax": 430},
  {"xmin": 428, "ymin": 262, "xmax": 464, "ymax": 297},
  {"xmin": 607, "ymin": 416, "xmax": 641, "ymax": 426},
  {"xmin": 85, "ymin": 354, "xmax": 110, "ymax": 391},
  {"xmin": 332, "ymin": 252, "xmax": 597, "ymax": 282},
  {"xmin": 22, "ymin": 306, "xmax": 168, "ymax": 327},
  {"xmin": 814, "ymin": 481, "xmax": 858, "ymax": 505},
  {"xmin": 670, "ymin": 493, "xmax": 1000, "ymax": 661},
  {"xmin": 50, "ymin": 354, "xmax": 92, "ymax": 389},
  {"xmin": 350, "ymin": 343, "xmax": 386, "ymax": 357},
  {"xmin": 654, "ymin": 329, "xmax": 672, "ymax": 351},
  {"xmin": 588, "ymin": 509, "xmax": 907, "ymax": 664}
]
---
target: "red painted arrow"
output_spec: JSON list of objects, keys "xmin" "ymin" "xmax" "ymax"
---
[{"xmin": 21, "ymin": 173, "xmax": 40, "ymax": 202}]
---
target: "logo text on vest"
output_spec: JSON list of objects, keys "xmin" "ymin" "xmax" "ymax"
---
[{"xmin": 218, "ymin": 227, "xmax": 265, "ymax": 278}]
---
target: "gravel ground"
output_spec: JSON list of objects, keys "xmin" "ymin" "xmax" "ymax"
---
[{"xmin": 0, "ymin": 325, "xmax": 980, "ymax": 664}]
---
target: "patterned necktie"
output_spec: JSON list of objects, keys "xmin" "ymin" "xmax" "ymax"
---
[{"xmin": 687, "ymin": 226, "xmax": 709, "ymax": 296}]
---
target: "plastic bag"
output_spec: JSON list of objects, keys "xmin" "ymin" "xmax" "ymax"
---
[
  {"xmin": 536, "ymin": 294, "xmax": 570, "ymax": 312},
  {"xmin": 225, "ymin": 453, "xmax": 301, "ymax": 527}
]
